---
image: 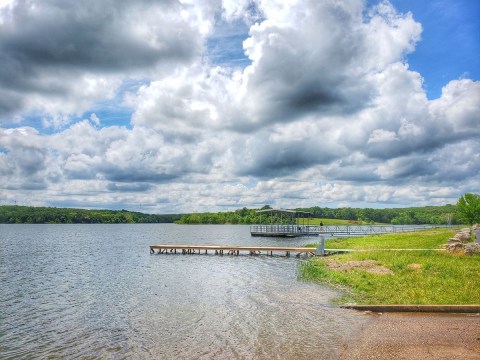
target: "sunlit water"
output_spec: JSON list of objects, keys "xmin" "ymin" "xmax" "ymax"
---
[{"xmin": 1, "ymin": 224, "xmax": 369, "ymax": 359}]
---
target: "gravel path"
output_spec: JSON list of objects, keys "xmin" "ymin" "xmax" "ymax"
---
[{"xmin": 341, "ymin": 312, "xmax": 480, "ymax": 360}]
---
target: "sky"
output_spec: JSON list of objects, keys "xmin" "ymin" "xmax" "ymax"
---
[{"xmin": 0, "ymin": 0, "xmax": 479, "ymax": 214}]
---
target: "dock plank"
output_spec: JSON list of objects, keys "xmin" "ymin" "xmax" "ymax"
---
[{"xmin": 149, "ymin": 244, "xmax": 317, "ymax": 256}]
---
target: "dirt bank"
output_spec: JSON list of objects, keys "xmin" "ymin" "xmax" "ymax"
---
[{"xmin": 342, "ymin": 312, "xmax": 480, "ymax": 360}]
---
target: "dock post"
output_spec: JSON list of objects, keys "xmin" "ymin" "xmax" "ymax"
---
[{"xmin": 315, "ymin": 237, "xmax": 326, "ymax": 256}]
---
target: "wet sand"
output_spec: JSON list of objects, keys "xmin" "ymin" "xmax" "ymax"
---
[{"xmin": 342, "ymin": 312, "xmax": 480, "ymax": 360}]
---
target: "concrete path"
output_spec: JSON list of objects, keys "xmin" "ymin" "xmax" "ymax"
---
[
  {"xmin": 341, "ymin": 305, "xmax": 480, "ymax": 313},
  {"xmin": 342, "ymin": 313, "xmax": 480, "ymax": 360}
]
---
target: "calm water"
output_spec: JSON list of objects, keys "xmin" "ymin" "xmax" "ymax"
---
[{"xmin": 1, "ymin": 224, "xmax": 369, "ymax": 359}]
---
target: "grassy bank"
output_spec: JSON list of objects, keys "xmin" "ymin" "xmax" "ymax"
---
[
  {"xmin": 297, "ymin": 218, "xmax": 384, "ymax": 225},
  {"xmin": 300, "ymin": 228, "xmax": 480, "ymax": 305}
]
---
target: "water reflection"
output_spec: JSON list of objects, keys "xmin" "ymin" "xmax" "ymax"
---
[{"xmin": 1, "ymin": 224, "xmax": 368, "ymax": 359}]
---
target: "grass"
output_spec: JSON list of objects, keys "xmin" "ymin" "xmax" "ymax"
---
[
  {"xmin": 300, "ymin": 228, "xmax": 480, "ymax": 305},
  {"xmin": 298, "ymin": 218, "xmax": 382, "ymax": 225},
  {"xmin": 325, "ymin": 228, "xmax": 452, "ymax": 249}
]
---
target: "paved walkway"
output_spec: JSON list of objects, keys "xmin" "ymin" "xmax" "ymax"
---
[{"xmin": 342, "ymin": 313, "xmax": 480, "ymax": 360}]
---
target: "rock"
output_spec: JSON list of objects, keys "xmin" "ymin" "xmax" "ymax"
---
[
  {"xmin": 453, "ymin": 229, "xmax": 471, "ymax": 243},
  {"xmin": 446, "ymin": 242, "xmax": 464, "ymax": 252},
  {"xmin": 472, "ymin": 224, "xmax": 480, "ymax": 231},
  {"xmin": 445, "ymin": 228, "xmax": 476, "ymax": 253},
  {"xmin": 464, "ymin": 243, "xmax": 480, "ymax": 256}
]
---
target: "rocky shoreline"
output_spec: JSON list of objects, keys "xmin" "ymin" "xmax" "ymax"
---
[{"xmin": 446, "ymin": 224, "xmax": 480, "ymax": 255}]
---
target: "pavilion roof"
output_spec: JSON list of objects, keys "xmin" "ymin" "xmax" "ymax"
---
[{"xmin": 256, "ymin": 208, "xmax": 313, "ymax": 215}]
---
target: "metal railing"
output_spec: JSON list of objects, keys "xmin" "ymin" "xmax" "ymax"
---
[{"xmin": 250, "ymin": 224, "xmax": 448, "ymax": 237}]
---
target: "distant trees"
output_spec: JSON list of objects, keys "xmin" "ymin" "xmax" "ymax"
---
[
  {"xmin": 300, "ymin": 205, "xmax": 457, "ymax": 225},
  {"xmin": 456, "ymin": 193, "xmax": 480, "ymax": 225},
  {"xmin": 176, "ymin": 205, "xmax": 458, "ymax": 225},
  {"xmin": 1, "ymin": 202, "xmax": 466, "ymax": 225},
  {"xmin": 0, "ymin": 206, "xmax": 181, "ymax": 224}
]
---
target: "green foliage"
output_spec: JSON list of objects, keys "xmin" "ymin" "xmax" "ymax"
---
[
  {"xmin": 301, "ymin": 205, "xmax": 458, "ymax": 225},
  {"xmin": 300, "ymin": 229, "xmax": 480, "ymax": 304},
  {"xmin": 0, "ymin": 206, "xmax": 181, "ymax": 224},
  {"xmin": 3, "ymin": 203, "xmax": 461, "ymax": 225},
  {"xmin": 178, "ymin": 204, "xmax": 459, "ymax": 225},
  {"xmin": 176, "ymin": 208, "xmax": 273, "ymax": 224},
  {"xmin": 456, "ymin": 193, "xmax": 480, "ymax": 225}
]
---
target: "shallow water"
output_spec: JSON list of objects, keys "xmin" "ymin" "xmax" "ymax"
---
[{"xmin": 0, "ymin": 224, "xmax": 367, "ymax": 359}]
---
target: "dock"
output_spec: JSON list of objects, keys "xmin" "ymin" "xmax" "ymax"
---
[
  {"xmin": 250, "ymin": 224, "xmax": 449, "ymax": 237},
  {"xmin": 149, "ymin": 242, "xmax": 447, "ymax": 257},
  {"xmin": 250, "ymin": 225, "xmax": 320, "ymax": 237},
  {"xmin": 150, "ymin": 244, "xmax": 317, "ymax": 257}
]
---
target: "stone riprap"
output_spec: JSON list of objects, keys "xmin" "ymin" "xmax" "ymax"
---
[{"xmin": 446, "ymin": 225, "xmax": 480, "ymax": 255}]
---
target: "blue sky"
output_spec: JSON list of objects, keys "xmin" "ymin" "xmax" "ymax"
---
[
  {"xmin": 0, "ymin": 0, "xmax": 478, "ymax": 213},
  {"xmin": 389, "ymin": 0, "xmax": 479, "ymax": 99}
]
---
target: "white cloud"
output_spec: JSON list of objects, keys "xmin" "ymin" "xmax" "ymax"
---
[
  {"xmin": 429, "ymin": 79, "xmax": 480, "ymax": 132},
  {"xmin": 0, "ymin": 0, "xmax": 212, "ymax": 125},
  {"xmin": 0, "ymin": 0, "xmax": 478, "ymax": 212},
  {"xmin": 368, "ymin": 129, "xmax": 398, "ymax": 144}
]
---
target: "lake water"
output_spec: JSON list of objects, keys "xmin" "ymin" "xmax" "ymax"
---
[{"xmin": 0, "ymin": 224, "xmax": 369, "ymax": 359}]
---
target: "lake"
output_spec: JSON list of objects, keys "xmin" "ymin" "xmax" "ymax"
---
[{"xmin": 0, "ymin": 224, "xmax": 370, "ymax": 359}]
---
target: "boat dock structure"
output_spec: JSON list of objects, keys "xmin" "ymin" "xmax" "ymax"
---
[
  {"xmin": 250, "ymin": 224, "xmax": 447, "ymax": 237},
  {"xmin": 251, "ymin": 208, "xmax": 318, "ymax": 237},
  {"xmin": 149, "ymin": 243, "xmax": 446, "ymax": 257},
  {"xmin": 251, "ymin": 217, "xmax": 449, "ymax": 238},
  {"xmin": 248, "ymin": 208, "xmax": 447, "ymax": 237},
  {"xmin": 150, "ymin": 244, "xmax": 326, "ymax": 257}
]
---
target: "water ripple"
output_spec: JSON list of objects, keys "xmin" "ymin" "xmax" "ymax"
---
[{"xmin": 1, "ymin": 224, "xmax": 368, "ymax": 359}]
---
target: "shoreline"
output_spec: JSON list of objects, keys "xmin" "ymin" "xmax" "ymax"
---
[
  {"xmin": 341, "ymin": 304, "xmax": 480, "ymax": 313},
  {"xmin": 341, "ymin": 311, "xmax": 480, "ymax": 360}
]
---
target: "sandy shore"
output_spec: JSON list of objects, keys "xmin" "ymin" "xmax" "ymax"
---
[{"xmin": 341, "ymin": 312, "xmax": 480, "ymax": 360}]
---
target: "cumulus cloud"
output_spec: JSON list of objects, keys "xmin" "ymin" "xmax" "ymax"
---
[
  {"xmin": 0, "ymin": 0, "xmax": 211, "ymax": 123},
  {"xmin": 0, "ymin": 0, "xmax": 478, "ymax": 212}
]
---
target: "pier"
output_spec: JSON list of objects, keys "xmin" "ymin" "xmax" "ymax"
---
[
  {"xmin": 250, "ymin": 225, "xmax": 320, "ymax": 237},
  {"xmin": 149, "ymin": 242, "xmax": 446, "ymax": 257},
  {"xmin": 250, "ymin": 224, "xmax": 447, "ymax": 237},
  {"xmin": 251, "ymin": 208, "xmax": 317, "ymax": 237},
  {"xmin": 150, "ymin": 244, "xmax": 318, "ymax": 257}
]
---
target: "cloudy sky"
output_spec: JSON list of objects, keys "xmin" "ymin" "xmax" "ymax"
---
[{"xmin": 0, "ymin": 0, "xmax": 479, "ymax": 213}]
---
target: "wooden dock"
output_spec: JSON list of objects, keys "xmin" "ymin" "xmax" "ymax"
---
[
  {"xmin": 150, "ymin": 244, "xmax": 317, "ymax": 257},
  {"xmin": 149, "ymin": 242, "xmax": 446, "ymax": 257}
]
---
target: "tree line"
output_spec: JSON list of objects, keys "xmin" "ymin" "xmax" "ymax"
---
[
  {"xmin": 176, "ymin": 204, "xmax": 459, "ymax": 225},
  {"xmin": 0, "ymin": 206, "xmax": 182, "ymax": 224},
  {"xmin": 2, "ymin": 193, "xmax": 478, "ymax": 225}
]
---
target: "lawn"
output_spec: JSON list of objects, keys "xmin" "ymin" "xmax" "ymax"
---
[
  {"xmin": 325, "ymin": 228, "xmax": 452, "ymax": 249},
  {"xmin": 298, "ymin": 218, "xmax": 378, "ymax": 225},
  {"xmin": 300, "ymin": 228, "xmax": 480, "ymax": 305}
]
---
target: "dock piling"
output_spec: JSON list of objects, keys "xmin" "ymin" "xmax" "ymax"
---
[{"xmin": 150, "ymin": 245, "xmax": 320, "ymax": 257}]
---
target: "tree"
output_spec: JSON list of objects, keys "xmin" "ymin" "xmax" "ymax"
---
[{"xmin": 456, "ymin": 193, "xmax": 480, "ymax": 225}]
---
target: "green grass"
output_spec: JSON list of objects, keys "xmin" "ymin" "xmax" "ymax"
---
[
  {"xmin": 298, "ymin": 218, "xmax": 379, "ymax": 225},
  {"xmin": 300, "ymin": 228, "xmax": 480, "ymax": 305},
  {"xmin": 325, "ymin": 228, "xmax": 453, "ymax": 249}
]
